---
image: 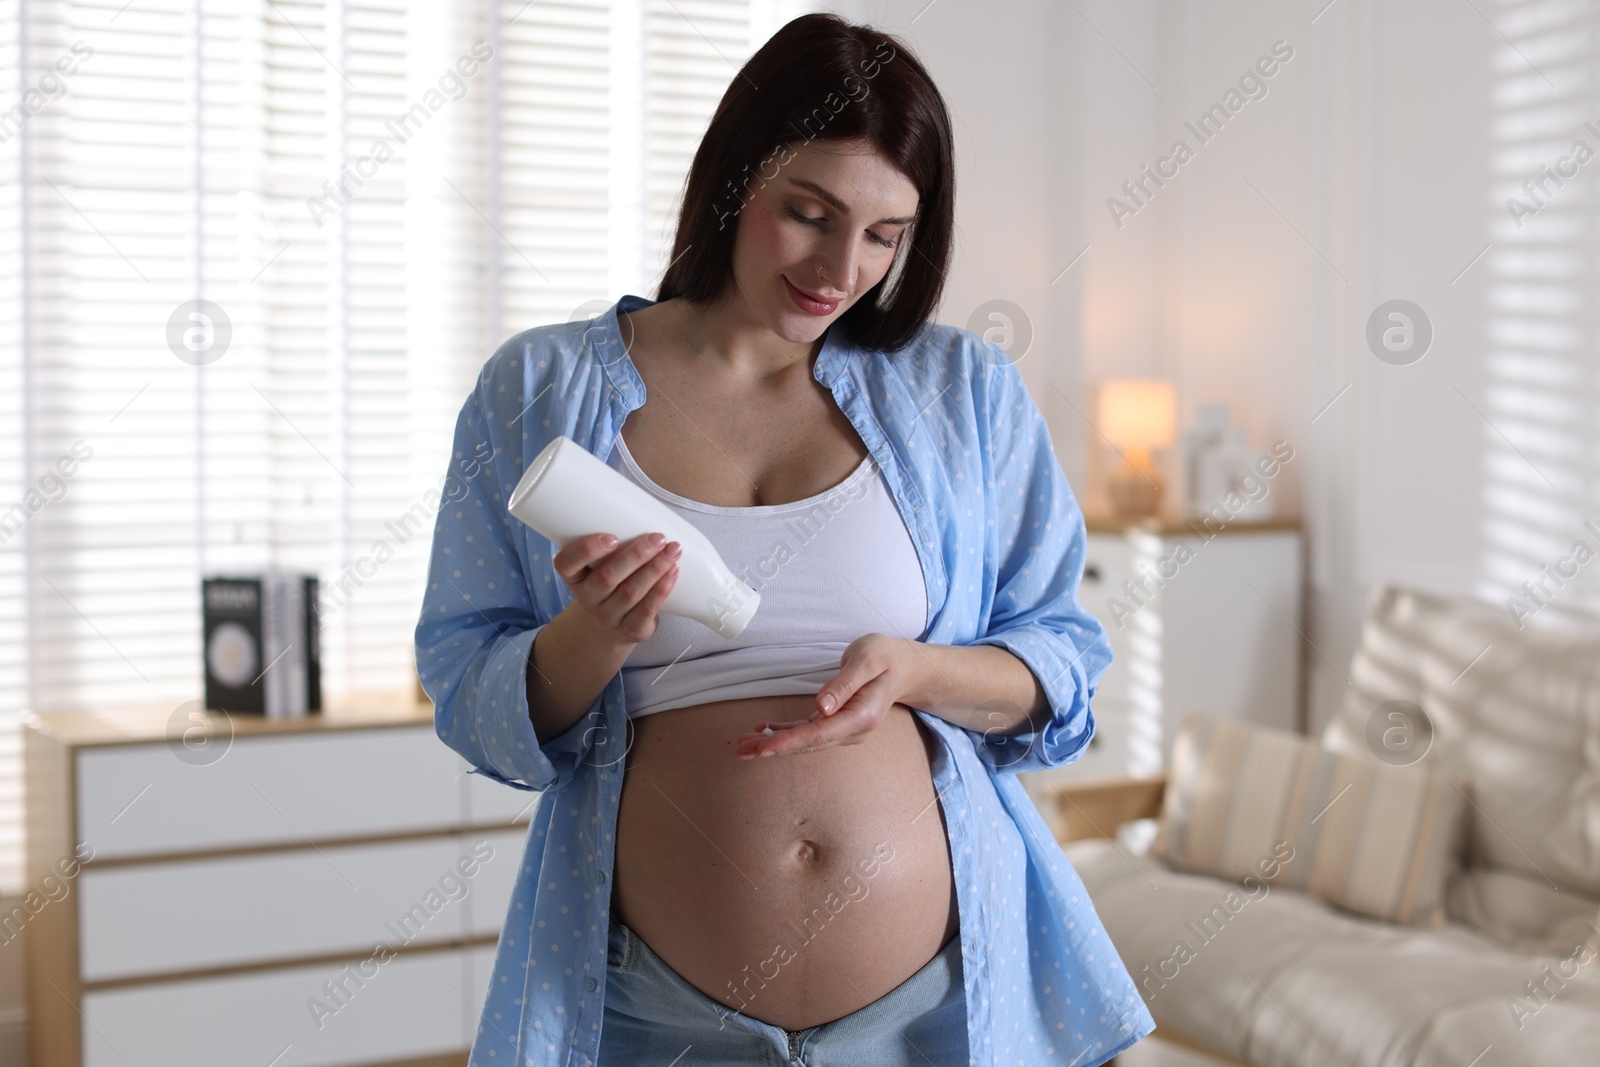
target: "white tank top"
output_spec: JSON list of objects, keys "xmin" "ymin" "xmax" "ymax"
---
[{"xmin": 606, "ymin": 432, "xmax": 928, "ymax": 719}]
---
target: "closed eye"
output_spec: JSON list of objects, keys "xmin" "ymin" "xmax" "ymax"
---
[{"xmin": 784, "ymin": 204, "xmax": 897, "ymax": 249}]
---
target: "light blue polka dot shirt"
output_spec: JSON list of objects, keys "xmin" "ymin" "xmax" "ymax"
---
[{"xmin": 415, "ymin": 293, "xmax": 1156, "ymax": 1066}]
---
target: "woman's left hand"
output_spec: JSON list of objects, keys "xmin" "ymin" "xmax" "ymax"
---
[{"xmin": 735, "ymin": 633, "xmax": 915, "ymax": 759}]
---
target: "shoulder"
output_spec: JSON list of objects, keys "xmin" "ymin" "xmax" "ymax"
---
[
  {"xmin": 895, "ymin": 319, "xmax": 1019, "ymax": 388},
  {"xmin": 852, "ymin": 320, "xmax": 1021, "ymax": 429},
  {"xmin": 470, "ymin": 317, "xmax": 591, "ymax": 404},
  {"xmin": 462, "ymin": 314, "xmax": 625, "ymax": 435}
]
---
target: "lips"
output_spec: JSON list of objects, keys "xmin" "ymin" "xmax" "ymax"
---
[{"xmin": 784, "ymin": 276, "xmax": 842, "ymax": 315}]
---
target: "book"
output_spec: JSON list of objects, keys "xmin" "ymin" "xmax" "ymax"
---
[{"xmin": 202, "ymin": 572, "xmax": 322, "ymax": 717}]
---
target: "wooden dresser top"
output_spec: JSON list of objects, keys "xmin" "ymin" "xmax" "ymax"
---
[
  {"xmin": 24, "ymin": 689, "xmax": 435, "ymax": 748},
  {"xmin": 1084, "ymin": 514, "xmax": 1303, "ymax": 536}
]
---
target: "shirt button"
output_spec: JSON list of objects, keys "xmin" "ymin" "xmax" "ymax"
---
[{"xmin": 586, "ymin": 977, "xmax": 598, "ymax": 992}]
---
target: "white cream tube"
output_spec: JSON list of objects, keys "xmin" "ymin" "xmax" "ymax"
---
[{"xmin": 506, "ymin": 435, "xmax": 760, "ymax": 639}]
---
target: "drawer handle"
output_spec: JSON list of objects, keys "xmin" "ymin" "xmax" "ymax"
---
[{"xmin": 1082, "ymin": 563, "xmax": 1102, "ymax": 582}]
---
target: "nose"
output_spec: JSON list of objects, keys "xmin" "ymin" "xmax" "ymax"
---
[{"xmin": 820, "ymin": 234, "xmax": 859, "ymax": 295}]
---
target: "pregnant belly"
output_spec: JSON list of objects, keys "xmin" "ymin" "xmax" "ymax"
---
[{"xmin": 611, "ymin": 694, "xmax": 960, "ymax": 1032}]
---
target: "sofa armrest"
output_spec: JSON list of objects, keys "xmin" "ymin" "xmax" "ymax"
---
[{"xmin": 1045, "ymin": 774, "xmax": 1167, "ymax": 843}]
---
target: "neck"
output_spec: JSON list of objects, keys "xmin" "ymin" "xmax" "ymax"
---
[{"xmin": 670, "ymin": 288, "xmax": 826, "ymax": 383}]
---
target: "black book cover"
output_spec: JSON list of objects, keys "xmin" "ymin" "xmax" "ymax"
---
[
  {"xmin": 304, "ymin": 575, "xmax": 322, "ymax": 713},
  {"xmin": 202, "ymin": 577, "xmax": 266, "ymax": 714},
  {"xmin": 203, "ymin": 573, "xmax": 322, "ymax": 716}
]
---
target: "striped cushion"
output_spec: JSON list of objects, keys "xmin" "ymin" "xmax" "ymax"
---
[{"xmin": 1151, "ymin": 712, "xmax": 1470, "ymax": 926}]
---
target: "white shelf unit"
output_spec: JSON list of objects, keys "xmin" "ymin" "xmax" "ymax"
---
[
  {"xmin": 1021, "ymin": 518, "xmax": 1305, "ymax": 823},
  {"xmin": 23, "ymin": 698, "xmax": 531, "ymax": 1067}
]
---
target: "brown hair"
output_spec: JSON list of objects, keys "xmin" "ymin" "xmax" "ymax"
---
[{"xmin": 656, "ymin": 13, "xmax": 955, "ymax": 353}]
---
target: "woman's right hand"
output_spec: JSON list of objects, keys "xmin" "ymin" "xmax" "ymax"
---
[{"xmin": 553, "ymin": 532, "xmax": 681, "ymax": 645}]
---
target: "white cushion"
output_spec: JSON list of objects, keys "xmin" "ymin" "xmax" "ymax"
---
[{"xmin": 1152, "ymin": 712, "xmax": 1467, "ymax": 925}]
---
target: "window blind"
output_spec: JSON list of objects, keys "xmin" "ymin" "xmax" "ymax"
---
[{"xmin": 0, "ymin": 0, "xmax": 824, "ymax": 898}]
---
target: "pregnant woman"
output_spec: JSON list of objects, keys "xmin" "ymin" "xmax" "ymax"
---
[{"xmin": 417, "ymin": 13, "xmax": 1154, "ymax": 1067}]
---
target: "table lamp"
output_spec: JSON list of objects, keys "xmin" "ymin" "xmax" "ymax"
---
[{"xmin": 1098, "ymin": 379, "xmax": 1175, "ymax": 518}]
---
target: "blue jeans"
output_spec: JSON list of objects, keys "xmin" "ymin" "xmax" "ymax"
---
[{"xmin": 598, "ymin": 914, "xmax": 969, "ymax": 1066}]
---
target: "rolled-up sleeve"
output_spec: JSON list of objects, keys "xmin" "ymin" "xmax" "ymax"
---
[
  {"xmin": 414, "ymin": 390, "xmax": 600, "ymax": 794},
  {"xmin": 965, "ymin": 349, "xmax": 1113, "ymax": 774}
]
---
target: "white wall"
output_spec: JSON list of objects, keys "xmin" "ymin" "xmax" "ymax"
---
[
  {"xmin": 845, "ymin": 0, "xmax": 1600, "ymax": 738},
  {"xmin": 830, "ymin": 0, "xmax": 1097, "ymax": 485},
  {"xmin": 841, "ymin": 0, "xmax": 1334, "ymax": 720}
]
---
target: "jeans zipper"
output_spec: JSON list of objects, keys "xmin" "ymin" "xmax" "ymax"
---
[{"xmin": 787, "ymin": 1030, "xmax": 801, "ymax": 1064}]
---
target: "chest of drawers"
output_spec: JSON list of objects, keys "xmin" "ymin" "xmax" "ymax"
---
[
  {"xmin": 1021, "ymin": 517, "xmax": 1305, "ymax": 832},
  {"xmin": 22, "ymin": 695, "xmax": 530, "ymax": 1067}
]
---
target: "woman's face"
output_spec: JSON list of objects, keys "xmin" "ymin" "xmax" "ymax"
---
[{"xmin": 727, "ymin": 137, "xmax": 920, "ymax": 342}]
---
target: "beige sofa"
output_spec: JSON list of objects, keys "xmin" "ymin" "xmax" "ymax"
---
[{"xmin": 1051, "ymin": 584, "xmax": 1600, "ymax": 1067}]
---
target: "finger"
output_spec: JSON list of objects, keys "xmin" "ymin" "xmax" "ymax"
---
[
  {"xmin": 735, "ymin": 719, "xmax": 798, "ymax": 735},
  {"xmin": 600, "ymin": 541, "xmax": 680, "ymax": 617},
  {"xmin": 614, "ymin": 560, "xmax": 680, "ymax": 636},
  {"xmin": 814, "ymin": 647, "xmax": 883, "ymax": 715},
  {"xmin": 553, "ymin": 532, "xmax": 620, "ymax": 580},
  {"xmin": 584, "ymin": 532, "xmax": 668, "ymax": 595},
  {"xmin": 737, "ymin": 723, "xmax": 824, "ymax": 758},
  {"xmin": 737, "ymin": 702, "xmax": 876, "ymax": 758},
  {"xmin": 734, "ymin": 718, "xmax": 811, "ymax": 745},
  {"xmin": 737, "ymin": 716, "xmax": 852, "ymax": 757},
  {"xmin": 737, "ymin": 665, "xmax": 898, "ymax": 756}
]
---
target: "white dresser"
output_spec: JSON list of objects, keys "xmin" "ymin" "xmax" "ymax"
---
[
  {"xmin": 23, "ymin": 694, "xmax": 530, "ymax": 1067},
  {"xmin": 1021, "ymin": 516, "xmax": 1305, "ymax": 828}
]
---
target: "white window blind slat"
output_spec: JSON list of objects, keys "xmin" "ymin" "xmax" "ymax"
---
[{"xmin": 0, "ymin": 0, "xmax": 828, "ymax": 901}]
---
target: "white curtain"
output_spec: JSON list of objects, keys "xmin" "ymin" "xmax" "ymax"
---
[{"xmin": 0, "ymin": 0, "xmax": 823, "ymax": 895}]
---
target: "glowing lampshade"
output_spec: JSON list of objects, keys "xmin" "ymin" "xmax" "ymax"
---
[
  {"xmin": 1099, "ymin": 379, "xmax": 1176, "ymax": 453},
  {"xmin": 1097, "ymin": 379, "xmax": 1175, "ymax": 518}
]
